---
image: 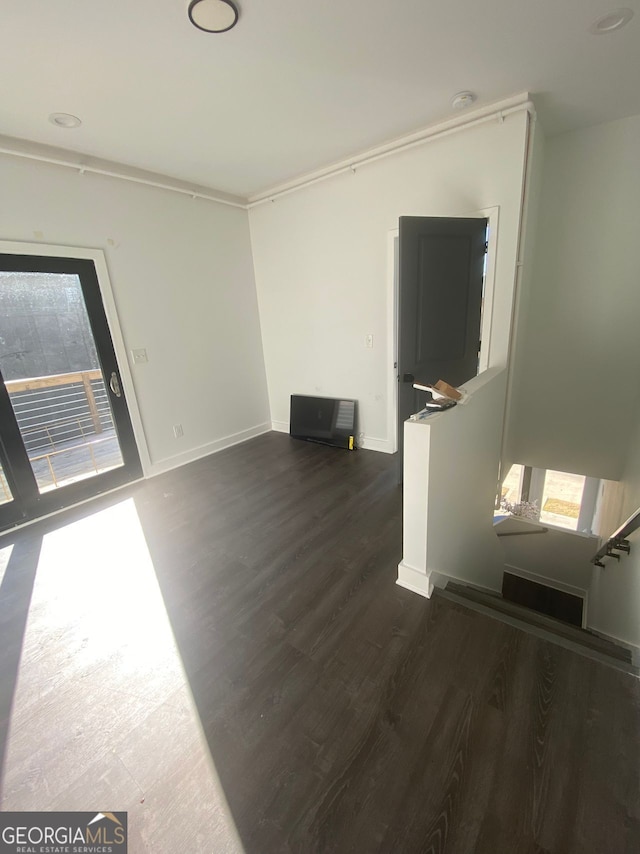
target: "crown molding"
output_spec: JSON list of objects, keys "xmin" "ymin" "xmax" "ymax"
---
[
  {"xmin": 0, "ymin": 134, "xmax": 247, "ymax": 209},
  {"xmin": 248, "ymin": 93, "xmax": 534, "ymax": 207},
  {"xmin": 0, "ymin": 92, "xmax": 534, "ymax": 212}
]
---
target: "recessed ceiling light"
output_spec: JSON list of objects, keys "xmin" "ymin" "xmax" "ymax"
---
[
  {"xmin": 49, "ymin": 113, "xmax": 82, "ymax": 129},
  {"xmin": 188, "ymin": 0, "xmax": 239, "ymax": 33},
  {"xmin": 589, "ymin": 8, "xmax": 634, "ymax": 33},
  {"xmin": 451, "ymin": 91, "xmax": 476, "ymax": 110}
]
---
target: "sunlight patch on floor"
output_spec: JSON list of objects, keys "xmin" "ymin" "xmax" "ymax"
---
[
  {"xmin": 0, "ymin": 499, "xmax": 244, "ymax": 853},
  {"xmin": 0, "ymin": 543, "xmax": 14, "ymax": 588}
]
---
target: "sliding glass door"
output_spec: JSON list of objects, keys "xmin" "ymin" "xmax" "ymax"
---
[{"xmin": 0, "ymin": 253, "xmax": 141, "ymax": 531}]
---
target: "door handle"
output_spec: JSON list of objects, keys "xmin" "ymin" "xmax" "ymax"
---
[
  {"xmin": 109, "ymin": 371, "xmax": 122, "ymax": 398},
  {"xmin": 402, "ymin": 373, "xmax": 415, "ymax": 383}
]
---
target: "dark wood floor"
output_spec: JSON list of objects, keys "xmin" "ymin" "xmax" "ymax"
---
[{"xmin": 1, "ymin": 432, "xmax": 639, "ymax": 853}]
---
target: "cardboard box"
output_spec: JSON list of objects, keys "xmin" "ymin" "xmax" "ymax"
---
[{"xmin": 434, "ymin": 379, "xmax": 462, "ymax": 401}]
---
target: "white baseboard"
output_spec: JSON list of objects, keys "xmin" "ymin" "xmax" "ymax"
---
[
  {"xmin": 397, "ymin": 561, "xmax": 446, "ymax": 599},
  {"xmin": 359, "ymin": 435, "xmax": 395, "ymax": 454},
  {"xmin": 148, "ymin": 422, "xmax": 272, "ymax": 477},
  {"xmin": 272, "ymin": 420, "xmax": 393, "ymax": 454}
]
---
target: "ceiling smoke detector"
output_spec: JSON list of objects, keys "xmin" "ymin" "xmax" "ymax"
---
[
  {"xmin": 451, "ymin": 91, "xmax": 476, "ymax": 110},
  {"xmin": 589, "ymin": 8, "xmax": 634, "ymax": 33},
  {"xmin": 49, "ymin": 113, "xmax": 82, "ymax": 128},
  {"xmin": 188, "ymin": 0, "xmax": 239, "ymax": 33}
]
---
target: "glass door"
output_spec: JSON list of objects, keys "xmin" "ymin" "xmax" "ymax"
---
[
  {"xmin": 0, "ymin": 452, "xmax": 21, "ymax": 527},
  {"xmin": 0, "ymin": 253, "xmax": 142, "ymax": 531}
]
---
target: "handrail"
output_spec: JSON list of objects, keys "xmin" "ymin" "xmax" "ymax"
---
[
  {"xmin": 592, "ymin": 506, "xmax": 640, "ymax": 567},
  {"xmin": 4, "ymin": 369, "xmax": 102, "ymax": 393}
]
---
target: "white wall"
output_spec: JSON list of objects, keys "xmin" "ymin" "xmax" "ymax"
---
[
  {"xmin": 0, "ymin": 155, "xmax": 270, "ymax": 474},
  {"xmin": 496, "ymin": 517, "xmax": 596, "ymax": 595},
  {"xmin": 508, "ymin": 114, "xmax": 640, "ymax": 481},
  {"xmin": 588, "ymin": 401, "xmax": 640, "ymax": 648},
  {"xmin": 249, "ymin": 110, "xmax": 529, "ymax": 451},
  {"xmin": 502, "ymin": 115, "xmax": 545, "ymax": 478},
  {"xmin": 398, "ymin": 368, "xmax": 507, "ymax": 596}
]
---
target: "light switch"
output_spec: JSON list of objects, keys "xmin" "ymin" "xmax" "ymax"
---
[
  {"xmin": 132, "ymin": 348, "xmax": 148, "ymax": 364},
  {"xmin": 365, "ymin": 334, "xmax": 373, "ymax": 348}
]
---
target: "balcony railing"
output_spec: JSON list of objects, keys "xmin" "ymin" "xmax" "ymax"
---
[
  {"xmin": 6, "ymin": 370, "xmax": 109, "ymax": 446},
  {"xmin": 0, "ymin": 369, "xmax": 123, "ymax": 498}
]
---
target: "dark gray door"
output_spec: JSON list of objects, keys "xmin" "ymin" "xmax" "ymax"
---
[{"xmin": 397, "ymin": 216, "xmax": 488, "ymax": 472}]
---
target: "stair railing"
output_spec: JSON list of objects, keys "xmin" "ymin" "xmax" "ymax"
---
[{"xmin": 592, "ymin": 506, "xmax": 640, "ymax": 567}]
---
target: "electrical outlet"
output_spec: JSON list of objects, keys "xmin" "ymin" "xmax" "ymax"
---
[
  {"xmin": 365, "ymin": 334, "xmax": 373, "ymax": 348},
  {"xmin": 173, "ymin": 424, "xmax": 184, "ymax": 439},
  {"xmin": 132, "ymin": 348, "xmax": 148, "ymax": 364}
]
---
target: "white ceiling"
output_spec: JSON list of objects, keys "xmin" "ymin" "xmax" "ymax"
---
[{"xmin": 2, "ymin": 0, "xmax": 639, "ymax": 199}]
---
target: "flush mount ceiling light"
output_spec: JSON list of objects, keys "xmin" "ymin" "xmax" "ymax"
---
[
  {"xmin": 48, "ymin": 113, "xmax": 82, "ymax": 128},
  {"xmin": 589, "ymin": 7, "xmax": 634, "ymax": 33},
  {"xmin": 451, "ymin": 91, "xmax": 476, "ymax": 110},
  {"xmin": 188, "ymin": 0, "xmax": 239, "ymax": 32}
]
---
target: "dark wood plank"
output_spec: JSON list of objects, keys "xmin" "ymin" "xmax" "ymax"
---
[{"xmin": 1, "ymin": 431, "xmax": 639, "ymax": 854}]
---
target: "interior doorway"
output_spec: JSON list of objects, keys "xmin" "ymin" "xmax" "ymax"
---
[{"xmin": 389, "ymin": 208, "xmax": 498, "ymax": 473}]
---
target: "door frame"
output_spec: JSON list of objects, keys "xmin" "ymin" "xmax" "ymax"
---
[
  {"xmin": 386, "ymin": 206, "xmax": 499, "ymax": 454},
  {"xmin": 0, "ymin": 240, "xmax": 151, "ymax": 477}
]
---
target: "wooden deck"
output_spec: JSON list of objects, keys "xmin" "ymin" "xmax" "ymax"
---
[
  {"xmin": 29, "ymin": 427, "xmax": 123, "ymax": 492},
  {"xmin": 0, "ymin": 429, "xmax": 122, "ymax": 501}
]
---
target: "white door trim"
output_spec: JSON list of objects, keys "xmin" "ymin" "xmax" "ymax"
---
[
  {"xmin": 387, "ymin": 206, "xmax": 500, "ymax": 457},
  {"xmin": 387, "ymin": 228, "xmax": 399, "ymax": 454},
  {"xmin": 473, "ymin": 206, "xmax": 500, "ymax": 374},
  {"xmin": 0, "ymin": 239, "xmax": 151, "ymax": 474}
]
